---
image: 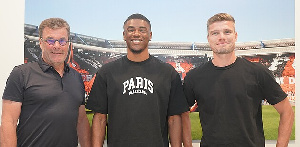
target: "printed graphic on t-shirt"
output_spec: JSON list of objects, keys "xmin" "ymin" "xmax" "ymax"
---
[{"xmin": 122, "ymin": 76, "xmax": 153, "ymax": 95}]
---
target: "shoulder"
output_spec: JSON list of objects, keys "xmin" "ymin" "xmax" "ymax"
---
[
  {"xmin": 238, "ymin": 57, "xmax": 264, "ymax": 68},
  {"xmin": 68, "ymin": 66, "xmax": 82, "ymax": 77},
  {"xmin": 183, "ymin": 61, "xmax": 210, "ymax": 85},
  {"xmin": 17, "ymin": 61, "xmax": 38, "ymax": 68},
  {"xmin": 186, "ymin": 60, "xmax": 210, "ymax": 77},
  {"xmin": 238, "ymin": 57, "xmax": 269, "ymax": 72},
  {"xmin": 5, "ymin": 62, "xmax": 39, "ymax": 86},
  {"xmin": 237, "ymin": 58, "xmax": 274, "ymax": 80},
  {"xmin": 94, "ymin": 56, "xmax": 124, "ymax": 75},
  {"xmin": 94, "ymin": 56, "xmax": 125, "ymax": 78},
  {"xmin": 12, "ymin": 61, "xmax": 39, "ymax": 73},
  {"xmin": 150, "ymin": 56, "xmax": 181, "ymax": 79},
  {"xmin": 101, "ymin": 56, "xmax": 124, "ymax": 70},
  {"xmin": 149, "ymin": 55, "xmax": 175, "ymax": 70}
]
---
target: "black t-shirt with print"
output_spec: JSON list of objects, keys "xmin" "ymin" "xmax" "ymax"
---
[{"xmin": 87, "ymin": 55, "xmax": 189, "ymax": 147}]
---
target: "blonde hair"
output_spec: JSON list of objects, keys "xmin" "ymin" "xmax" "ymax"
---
[{"xmin": 207, "ymin": 13, "xmax": 235, "ymax": 32}]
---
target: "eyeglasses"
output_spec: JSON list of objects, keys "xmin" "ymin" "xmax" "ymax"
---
[{"xmin": 41, "ymin": 38, "xmax": 69, "ymax": 46}]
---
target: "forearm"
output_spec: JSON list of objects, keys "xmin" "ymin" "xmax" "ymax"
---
[
  {"xmin": 77, "ymin": 115, "xmax": 92, "ymax": 147},
  {"xmin": 0, "ymin": 100, "xmax": 21, "ymax": 147},
  {"xmin": 0, "ymin": 122, "xmax": 17, "ymax": 146},
  {"xmin": 181, "ymin": 112, "xmax": 192, "ymax": 147},
  {"xmin": 276, "ymin": 109, "xmax": 294, "ymax": 147},
  {"xmin": 92, "ymin": 113, "xmax": 107, "ymax": 147},
  {"xmin": 168, "ymin": 115, "xmax": 182, "ymax": 147}
]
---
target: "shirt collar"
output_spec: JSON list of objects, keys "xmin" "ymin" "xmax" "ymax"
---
[{"xmin": 38, "ymin": 58, "xmax": 70, "ymax": 73}]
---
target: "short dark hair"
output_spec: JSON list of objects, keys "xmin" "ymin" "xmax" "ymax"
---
[{"xmin": 124, "ymin": 13, "xmax": 151, "ymax": 30}]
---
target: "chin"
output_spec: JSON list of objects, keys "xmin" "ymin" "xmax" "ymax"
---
[{"xmin": 129, "ymin": 48, "xmax": 145, "ymax": 54}]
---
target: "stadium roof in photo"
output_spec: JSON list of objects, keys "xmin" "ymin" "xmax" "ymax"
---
[{"xmin": 25, "ymin": 24, "xmax": 294, "ymax": 57}]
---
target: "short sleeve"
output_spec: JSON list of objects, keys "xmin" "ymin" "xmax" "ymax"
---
[
  {"xmin": 256, "ymin": 63, "xmax": 287, "ymax": 105},
  {"xmin": 2, "ymin": 66, "xmax": 24, "ymax": 102},
  {"xmin": 86, "ymin": 71, "xmax": 108, "ymax": 114},
  {"xmin": 183, "ymin": 71, "xmax": 197, "ymax": 107},
  {"xmin": 77, "ymin": 73, "xmax": 86, "ymax": 106},
  {"xmin": 167, "ymin": 71, "xmax": 189, "ymax": 116}
]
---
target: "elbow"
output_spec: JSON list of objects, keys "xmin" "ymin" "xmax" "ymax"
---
[
  {"xmin": 285, "ymin": 106, "xmax": 294, "ymax": 120},
  {"xmin": 168, "ymin": 115, "xmax": 181, "ymax": 126},
  {"xmin": 181, "ymin": 111, "xmax": 190, "ymax": 122},
  {"xmin": 93, "ymin": 113, "xmax": 107, "ymax": 125}
]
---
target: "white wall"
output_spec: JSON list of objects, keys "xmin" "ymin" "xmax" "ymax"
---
[
  {"xmin": 0, "ymin": 0, "xmax": 24, "ymax": 121},
  {"xmin": 295, "ymin": 0, "xmax": 299, "ymax": 146}
]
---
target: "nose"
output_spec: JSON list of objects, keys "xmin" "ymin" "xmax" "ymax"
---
[
  {"xmin": 219, "ymin": 32, "xmax": 225, "ymax": 38},
  {"xmin": 133, "ymin": 30, "xmax": 141, "ymax": 36},
  {"xmin": 54, "ymin": 40, "xmax": 61, "ymax": 45},
  {"xmin": 53, "ymin": 40, "xmax": 61, "ymax": 48},
  {"xmin": 217, "ymin": 32, "xmax": 226, "ymax": 40}
]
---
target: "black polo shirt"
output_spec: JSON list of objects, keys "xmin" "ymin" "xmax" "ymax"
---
[{"xmin": 3, "ymin": 59, "xmax": 85, "ymax": 147}]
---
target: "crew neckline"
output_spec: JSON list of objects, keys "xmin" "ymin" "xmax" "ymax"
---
[
  {"xmin": 124, "ymin": 55, "xmax": 152, "ymax": 65},
  {"xmin": 211, "ymin": 57, "xmax": 240, "ymax": 70}
]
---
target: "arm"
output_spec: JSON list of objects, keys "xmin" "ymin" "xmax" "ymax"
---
[
  {"xmin": 272, "ymin": 98, "xmax": 294, "ymax": 147},
  {"xmin": 77, "ymin": 105, "xmax": 92, "ymax": 147},
  {"xmin": 181, "ymin": 111, "xmax": 192, "ymax": 147},
  {"xmin": 168, "ymin": 114, "xmax": 182, "ymax": 147},
  {"xmin": 91, "ymin": 113, "xmax": 107, "ymax": 147},
  {"xmin": 0, "ymin": 100, "xmax": 22, "ymax": 147}
]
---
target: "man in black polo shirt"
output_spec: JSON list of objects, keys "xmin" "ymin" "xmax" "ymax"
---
[{"xmin": 0, "ymin": 18, "xmax": 91, "ymax": 147}]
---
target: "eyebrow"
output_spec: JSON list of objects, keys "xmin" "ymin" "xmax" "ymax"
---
[
  {"xmin": 210, "ymin": 30, "xmax": 218, "ymax": 32},
  {"xmin": 45, "ymin": 37, "xmax": 68, "ymax": 40},
  {"xmin": 127, "ymin": 26, "xmax": 147, "ymax": 29}
]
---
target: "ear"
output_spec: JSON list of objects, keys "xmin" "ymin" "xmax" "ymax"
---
[
  {"xmin": 234, "ymin": 32, "xmax": 238, "ymax": 42},
  {"xmin": 39, "ymin": 38, "xmax": 42, "ymax": 46},
  {"xmin": 123, "ymin": 31, "xmax": 126, "ymax": 41},
  {"xmin": 39, "ymin": 38, "xmax": 44, "ymax": 50},
  {"xmin": 149, "ymin": 31, "xmax": 152, "ymax": 40}
]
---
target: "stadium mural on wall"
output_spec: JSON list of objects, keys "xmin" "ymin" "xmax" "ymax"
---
[{"xmin": 24, "ymin": 24, "xmax": 295, "ymax": 106}]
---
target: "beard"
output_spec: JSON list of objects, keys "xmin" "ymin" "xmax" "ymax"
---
[
  {"xmin": 213, "ymin": 48, "xmax": 234, "ymax": 54},
  {"xmin": 212, "ymin": 44, "xmax": 235, "ymax": 54},
  {"xmin": 129, "ymin": 47, "xmax": 146, "ymax": 54}
]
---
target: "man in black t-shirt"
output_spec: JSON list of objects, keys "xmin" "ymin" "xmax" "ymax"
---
[
  {"xmin": 86, "ymin": 13, "xmax": 191, "ymax": 147},
  {"xmin": 0, "ymin": 18, "xmax": 91, "ymax": 147},
  {"xmin": 183, "ymin": 13, "xmax": 294, "ymax": 147}
]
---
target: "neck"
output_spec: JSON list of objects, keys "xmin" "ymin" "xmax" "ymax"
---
[
  {"xmin": 51, "ymin": 63, "xmax": 65, "ymax": 77},
  {"xmin": 127, "ymin": 49, "xmax": 150, "ymax": 62},
  {"xmin": 212, "ymin": 51, "xmax": 237, "ymax": 67},
  {"xmin": 42, "ymin": 58, "xmax": 65, "ymax": 77}
]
